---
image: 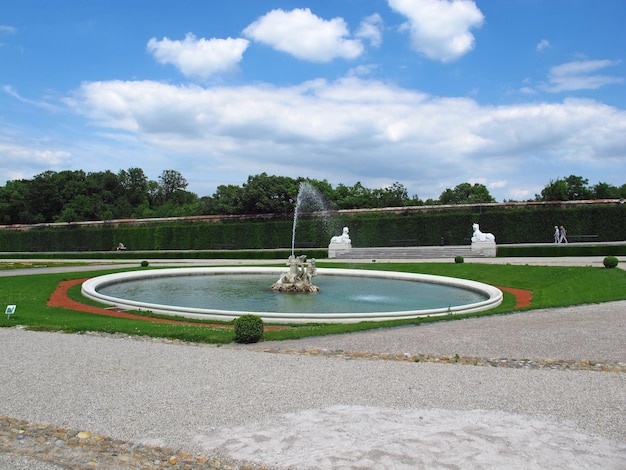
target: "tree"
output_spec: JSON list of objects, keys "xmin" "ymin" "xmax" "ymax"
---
[
  {"xmin": 333, "ymin": 182, "xmax": 374, "ymax": 209},
  {"xmin": 0, "ymin": 179, "xmax": 30, "ymax": 224},
  {"xmin": 238, "ymin": 173, "xmax": 301, "ymax": 214},
  {"xmin": 158, "ymin": 170, "xmax": 188, "ymax": 201},
  {"xmin": 539, "ymin": 175, "xmax": 592, "ymax": 201},
  {"xmin": 564, "ymin": 175, "xmax": 592, "ymax": 200},
  {"xmin": 118, "ymin": 168, "xmax": 149, "ymax": 208},
  {"xmin": 372, "ymin": 182, "xmax": 410, "ymax": 207},
  {"xmin": 28, "ymin": 171, "xmax": 65, "ymax": 222},
  {"xmin": 438, "ymin": 183, "xmax": 496, "ymax": 205},
  {"xmin": 538, "ymin": 179, "xmax": 568, "ymax": 201},
  {"xmin": 201, "ymin": 184, "xmax": 243, "ymax": 215},
  {"xmin": 591, "ymin": 182, "xmax": 620, "ymax": 199}
]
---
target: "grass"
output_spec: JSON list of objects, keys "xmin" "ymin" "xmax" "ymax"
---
[{"xmin": 1, "ymin": 262, "xmax": 625, "ymax": 344}]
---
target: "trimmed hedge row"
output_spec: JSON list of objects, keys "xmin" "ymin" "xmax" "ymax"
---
[
  {"xmin": 0, "ymin": 249, "xmax": 328, "ymax": 261},
  {"xmin": 0, "ymin": 204, "xmax": 624, "ymax": 252},
  {"xmin": 497, "ymin": 244, "xmax": 626, "ymax": 257}
]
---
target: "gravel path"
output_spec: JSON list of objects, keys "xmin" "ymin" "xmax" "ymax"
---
[
  {"xmin": 237, "ymin": 301, "xmax": 626, "ymax": 362},
  {"xmin": 1, "ymin": 301, "xmax": 625, "ymax": 469}
]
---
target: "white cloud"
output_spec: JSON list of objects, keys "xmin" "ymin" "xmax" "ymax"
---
[
  {"xmin": 65, "ymin": 77, "xmax": 626, "ymax": 200},
  {"xmin": 0, "ymin": 25, "xmax": 16, "ymax": 34},
  {"xmin": 0, "ymin": 142, "xmax": 70, "ymax": 168},
  {"xmin": 544, "ymin": 59, "xmax": 623, "ymax": 92},
  {"xmin": 147, "ymin": 33, "xmax": 249, "ymax": 79},
  {"xmin": 3, "ymin": 85, "xmax": 61, "ymax": 111},
  {"xmin": 536, "ymin": 39, "xmax": 551, "ymax": 51},
  {"xmin": 507, "ymin": 187, "xmax": 536, "ymax": 201},
  {"xmin": 243, "ymin": 8, "xmax": 363, "ymax": 62},
  {"xmin": 488, "ymin": 180, "xmax": 507, "ymax": 189},
  {"xmin": 355, "ymin": 13, "xmax": 384, "ymax": 47},
  {"xmin": 388, "ymin": 0, "xmax": 484, "ymax": 62},
  {"xmin": 347, "ymin": 64, "xmax": 379, "ymax": 77}
]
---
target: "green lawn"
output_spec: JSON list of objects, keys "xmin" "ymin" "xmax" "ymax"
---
[{"xmin": 1, "ymin": 262, "xmax": 625, "ymax": 344}]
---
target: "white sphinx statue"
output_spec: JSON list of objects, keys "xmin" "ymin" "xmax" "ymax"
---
[
  {"xmin": 470, "ymin": 223, "xmax": 496, "ymax": 257},
  {"xmin": 330, "ymin": 226, "xmax": 351, "ymax": 244},
  {"xmin": 471, "ymin": 223, "xmax": 495, "ymax": 242},
  {"xmin": 328, "ymin": 226, "xmax": 352, "ymax": 258}
]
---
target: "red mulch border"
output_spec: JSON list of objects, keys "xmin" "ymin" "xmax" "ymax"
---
[
  {"xmin": 47, "ymin": 278, "xmax": 285, "ymax": 330},
  {"xmin": 497, "ymin": 286, "xmax": 533, "ymax": 308},
  {"xmin": 47, "ymin": 278, "xmax": 533, "ymax": 329}
]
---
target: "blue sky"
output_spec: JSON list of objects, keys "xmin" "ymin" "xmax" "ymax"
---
[{"xmin": 1, "ymin": 0, "xmax": 625, "ymax": 202}]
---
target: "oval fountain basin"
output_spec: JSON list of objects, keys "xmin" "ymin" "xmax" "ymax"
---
[{"xmin": 81, "ymin": 267, "xmax": 502, "ymax": 324}]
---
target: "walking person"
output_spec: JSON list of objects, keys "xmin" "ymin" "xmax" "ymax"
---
[
  {"xmin": 554, "ymin": 226, "xmax": 560, "ymax": 244},
  {"xmin": 559, "ymin": 225, "xmax": 568, "ymax": 243}
]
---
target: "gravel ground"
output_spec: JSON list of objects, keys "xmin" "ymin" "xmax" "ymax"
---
[
  {"xmin": 0, "ymin": 455, "xmax": 64, "ymax": 470},
  {"xmin": 1, "ymin": 300, "xmax": 625, "ymax": 469},
  {"xmin": 236, "ymin": 301, "xmax": 626, "ymax": 362}
]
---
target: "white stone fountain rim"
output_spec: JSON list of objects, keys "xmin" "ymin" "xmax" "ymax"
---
[{"xmin": 81, "ymin": 267, "xmax": 503, "ymax": 324}]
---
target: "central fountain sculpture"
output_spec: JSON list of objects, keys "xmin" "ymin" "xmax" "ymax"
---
[
  {"xmin": 271, "ymin": 254, "xmax": 319, "ymax": 292},
  {"xmin": 271, "ymin": 181, "xmax": 328, "ymax": 293}
]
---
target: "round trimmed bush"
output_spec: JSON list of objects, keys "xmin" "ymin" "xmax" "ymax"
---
[
  {"xmin": 233, "ymin": 314, "xmax": 264, "ymax": 344},
  {"xmin": 454, "ymin": 256, "xmax": 464, "ymax": 264},
  {"xmin": 603, "ymin": 256, "xmax": 619, "ymax": 269},
  {"xmin": 140, "ymin": 260, "xmax": 149, "ymax": 267}
]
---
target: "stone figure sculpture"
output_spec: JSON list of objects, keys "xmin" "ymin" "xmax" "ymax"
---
[
  {"xmin": 471, "ymin": 223, "xmax": 495, "ymax": 242},
  {"xmin": 330, "ymin": 227, "xmax": 351, "ymax": 244},
  {"xmin": 272, "ymin": 255, "xmax": 319, "ymax": 292},
  {"xmin": 328, "ymin": 226, "xmax": 352, "ymax": 258}
]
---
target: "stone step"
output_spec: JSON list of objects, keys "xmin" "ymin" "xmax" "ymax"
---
[{"xmin": 333, "ymin": 245, "xmax": 484, "ymax": 260}]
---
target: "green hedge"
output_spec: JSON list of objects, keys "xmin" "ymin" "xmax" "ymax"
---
[
  {"xmin": 0, "ymin": 204, "xmax": 624, "ymax": 252},
  {"xmin": 0, "ymin": 249, "xmax": 328, "ymax": 261},
  {"xmin": 497, "ymin": 244, "xmax": 626, "ymax": 257}
]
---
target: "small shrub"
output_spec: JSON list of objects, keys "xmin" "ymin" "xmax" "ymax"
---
[
  {"xmin": 233, "ymin": 314, "xmax": 264, "ymax": 344},
  {"xmin": 140, "ymin": 260, "xmax": 149, "ymax": 267},
  {"xmin": 454, "ymin": 256, "xmax": 464, "ymax": 264},
  {"xmin": 603, "ymin": 256, "xmax": 619, "ymax": 269}
]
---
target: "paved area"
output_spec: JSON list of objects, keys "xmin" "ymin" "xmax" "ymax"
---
[{"xmin": 0, "ymin": 256, "xmax": 625, "ymax": 469}]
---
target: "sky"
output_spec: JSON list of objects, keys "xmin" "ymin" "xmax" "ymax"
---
[{"xmin": 1, "ymin": 0, "xmax": 625, "ymax": 202}]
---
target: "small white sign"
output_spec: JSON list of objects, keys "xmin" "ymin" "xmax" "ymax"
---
[{"xmin": 5, "ymin": 305, "xmax": 16, "ymax": 318}]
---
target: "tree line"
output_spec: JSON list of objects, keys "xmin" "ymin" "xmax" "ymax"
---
[{"xmin": 0, "ymin": 169, "xmax": 623, "ymax": 225}]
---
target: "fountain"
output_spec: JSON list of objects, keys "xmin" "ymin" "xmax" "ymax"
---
[
  {"xmin": 81, "ymin": 183, "xmax": 503, "ymax": 324},
  {"xmin": 272, "ymin": 182, "xmax": 326, "ymax": 292},
  {"xmin": 81, "ymin": 268, "xmax": 502, "ymax": 324}
]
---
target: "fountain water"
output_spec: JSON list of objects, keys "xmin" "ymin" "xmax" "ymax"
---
[
  {"xmin": 82, "ymin": 267, "xmax": 502, "ymax": 324},
  {"xmin": 290, "ymin": 182, "xmax": 332, "ymax": 256}
]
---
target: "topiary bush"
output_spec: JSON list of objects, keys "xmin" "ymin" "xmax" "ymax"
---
[
  {"xmin": 233, "ymin": 314, "xmax": 264, "ymax": 343},
  {"xmin": 603, "ymin": 256, "xmax": 619, "ymax": 269},
  {"xmin": 454, "ymin": 256, "xmax": 464, "ymax": 264},
  {"xmin": 140, "ymin": 260, "xmax": 149, "ymax": 267}
]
